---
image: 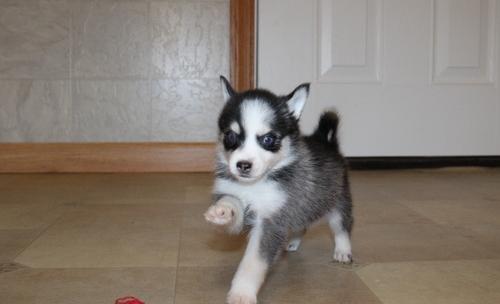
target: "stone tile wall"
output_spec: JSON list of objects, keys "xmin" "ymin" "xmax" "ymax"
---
[{"xmin": 0, "ymin": 0, "xmax": 229, "ymax": 142}]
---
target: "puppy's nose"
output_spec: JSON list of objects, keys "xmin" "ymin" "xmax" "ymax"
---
[{"xmin": 236, "ymin": 161, "xmax": 252, "ymax": 174}]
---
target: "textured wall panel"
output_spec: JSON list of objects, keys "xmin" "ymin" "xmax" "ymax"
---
[
  {"xmin": 152, "ymin": 78, "xmax": 223, "ymax": 141},
  {"xmin": 0, "ymin": 0, "xmax": 70, "ymax": 79},
  {"xmin": 72, "ymin": 80, "xmax": 151, "ymax": 141},
  {"xmin": 0, "ymin": 80, "xmax": 71, "ymax": 141},
  {"xmin": 151, "ymin": 1, "xmax": 229, "ymax": 79},
  {"xmin": 0, "ymin": 0, "xmax": 230, "ymax": 142},
  {"xmin": 71, "ymin": 0, "xmax": 150, "ymax": 79}
]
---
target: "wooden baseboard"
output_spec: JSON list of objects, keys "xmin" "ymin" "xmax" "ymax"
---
[
  {"xmin": 1, "ymin": 143, "xmax": 499, "ymax": 173},
  {"xmin": 0, "ymin": 143, "xmax": 216, "ymax": 173}
]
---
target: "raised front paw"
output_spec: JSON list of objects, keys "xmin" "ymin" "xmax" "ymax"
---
[
  {"xmin": 204, "ymin": 204, "xmax": 235, "ymax": 226},
  {"xmin": 227, "ymin": 292, "xmax": 257, "ymax": 304}
]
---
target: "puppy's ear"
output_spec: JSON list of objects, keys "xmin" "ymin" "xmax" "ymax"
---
[
  {"xmin": 285, "ymin": 83, "xmax": 310, "ymax": 119},
  {"xmin": 220, "ymin": 75, "xmax": 236, "ymax": 101}
]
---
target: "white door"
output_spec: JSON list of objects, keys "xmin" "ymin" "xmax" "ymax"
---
[{"xmin": 258, "ymin": 0, "xmax": 500, "ymax": 156}]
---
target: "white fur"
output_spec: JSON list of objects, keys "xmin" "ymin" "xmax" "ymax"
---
[
  {"xmin": 230, "ymin": 121, "xmax": 241, "ymax": 134},
  {"xmin": 328, "ymin": 210, "xmax": 352, "ymax": 263},
  {"xmin": 228, "ymin": 219, "xmax": 267, "ymax": 304},
  {"xmin": 272, "ymin": 137, "xmax": 296, "ymax": 170},
  {"xmin": 287, "ymin": 86, "xmax": 308, "ymax": 119},
  {"xmin": 286, "ymin": 229, "xmax": 305, "ymax": 252},
  {"xmin": 286, "ymin": 238, "xmax": 302, "ymax": 252},
  {"xmin": 327, "ymin": 130, "xmax": 334, "ymax": 142},
  {"xmin": 214, "ymin": 177, "xmax": 286, "ymax": 219}
]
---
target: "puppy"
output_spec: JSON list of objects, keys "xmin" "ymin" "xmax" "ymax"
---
[{"xmin": 204, "ymin": 76, "xmax": 353, "ymax": 304}]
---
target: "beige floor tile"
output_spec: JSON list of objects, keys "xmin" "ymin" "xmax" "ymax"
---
[
  {"xmin": 357, "ymin": 259, "xmax": 500, "ymax": 304},
  {"xmin": 399, "ymin": 198, "xmax": 500, "ymax": 256},
  {"xmin": 178, "ymin": 227, "xmax": 246, "ymax": 267},
  {"xmin": 455, "ymin": 223, "xmax": 500, "ymax": 255},
  {"xmin": 175, "ymin": 264, "xmax": 382, "ymax": 304},
  {"xmin": 285, "ymin": 221, "xmax": 497, "ymax": 265},
  {"xmin": 353, "ymin": 223, "xmax": 498, "ymax": 263},
  {"xmin": 79, "ymin": 173, "xmax": 196, "ymax": 204},
  {"xmin": 399, "ymin": 198, "xmax": 500, "ymax": 226},
  {"xmin": 179, "ymin": 199, "xmax": 473, "ymax": 268},
  {"xmin": 350, "ymin": 171, "xmax": 392, "ymax": 202},
  {"xmin": 0, "ymin": 174, "xmax": 18, "ymax": 188},
  {"xmin": 0, "ymin": 267, "xmax": 176, "ymax": 304},
  {"xmin": 422, "ymin": 168, "xmax": 500, "ymax": 199},
  {"xmin": 354, "ymin": 169, "xmax": 498, "ymax": 201},
  {"xmin": 260, "ymin": 262, "xmax": 382, "ymax": 304},
  {"xmin": 354, "ymin": 200, "xmax": 435, "ymax": 225},
  {"xmin": 0, "ymin": 230, "xmax": 40, "ymax": 263},
  {"xmin": 0, "ymin": 174, "xmax": 104, "ymax": 204},
  {"xmin": 179, "ymin": 204, "xmax": 246, "ymax": 267},
  {"xmin": 174, "ymin": 266, "xmax": 234, "ymax": 304},
  {"xmin": 185, "ymin": 185, "xmax": 212, "ymax": 205},
  {"xmin": 15, "ymin": 204, "xmax": 182, "ymax": 268},
  {"xmin": 0, "ymin": 169, "xmax": 499, "ymax": 303},
  {"xmin": 0, "ymin": 203, "xmax": 67, "ymax": 230}
]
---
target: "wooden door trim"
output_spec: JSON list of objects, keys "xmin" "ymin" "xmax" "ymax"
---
[{"xmin": 230, "ymin": 0, "xmax": 256, "ymax": 91}]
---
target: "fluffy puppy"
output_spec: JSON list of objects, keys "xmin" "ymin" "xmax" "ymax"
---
[{"xmin": 205, "ymin": 76, "xmax": 353, "ymax": 304}]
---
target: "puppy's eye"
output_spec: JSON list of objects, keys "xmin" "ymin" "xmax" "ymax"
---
[
  {"xmin": 223, "ymin": 130, "xmax": 238, "ymax": 149},
  {"xmin": 258, "ymin": 133, "xmax": 279, "ymax": 151},
  {"xmin": 262, "ymin": 134, "xmax": 275, "ymax": 146}
]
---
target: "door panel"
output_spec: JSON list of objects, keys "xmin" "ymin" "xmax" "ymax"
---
[{"xmin": 258, "ymin": 0, "xmax": 500, "ymax": 156}]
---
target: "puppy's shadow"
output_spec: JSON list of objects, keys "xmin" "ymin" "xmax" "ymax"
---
[{"xmin": 206, "ymin": 229, "xmax": 247, "ymax": 252}]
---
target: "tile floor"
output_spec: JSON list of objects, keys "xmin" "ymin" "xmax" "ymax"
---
[{"xmin": 0, "ymin": 169, "xmax": 499, "ymax": 303}]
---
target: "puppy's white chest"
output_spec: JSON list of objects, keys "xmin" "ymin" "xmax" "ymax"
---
[{"xmin": 214, "ymin": 178, "xmax": 286, "ymax": 218}]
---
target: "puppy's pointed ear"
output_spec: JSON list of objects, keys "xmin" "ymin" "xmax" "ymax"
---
[
  {"xmin": 220, "ymin": 75, "xmax": 236, "ymax": 102},
  {"xmin": 285, "ymin": 83, "xmax": 310, "ymax": 119}
]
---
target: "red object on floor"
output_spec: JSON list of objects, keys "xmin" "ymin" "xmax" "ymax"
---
[{"xmin": 115, "ymin": 296, "xmax": 145, "ymax": 304}]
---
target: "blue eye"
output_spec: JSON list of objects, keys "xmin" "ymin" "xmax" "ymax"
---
[
  {"xmin": 259, "ymin": 133, "xmax": 280, "ymax": 152},
  {"xmin": 262, "ymin": 135, "xmax": 275, "ymax": 146}
]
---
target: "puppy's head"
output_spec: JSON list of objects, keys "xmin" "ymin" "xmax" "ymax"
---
[{"xmin": 216, "ymin": 76, "xmax": 310, "ymax": 182}]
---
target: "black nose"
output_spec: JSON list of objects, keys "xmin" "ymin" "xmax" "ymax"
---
[{"xmin": 236, "ymin": 161, "xmax": 252, "ymax": 174}]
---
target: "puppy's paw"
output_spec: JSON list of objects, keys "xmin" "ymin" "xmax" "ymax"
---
[
  {"xmin": 227, "ymin": 292, "xmax": 257, "ymax": 304},
  {"xmin": 204, "ymin": 204, "xmax": 235, "ymax": 226},
  {"xmin": 333, "ymin": 248, "xmax": 352, "ymax": 264}
]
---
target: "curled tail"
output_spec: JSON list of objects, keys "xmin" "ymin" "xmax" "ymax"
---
[{"xmin": 312, "ymin": 111, "xmax": 340, "ymax": 151}]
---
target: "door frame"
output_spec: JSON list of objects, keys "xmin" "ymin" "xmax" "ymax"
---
[{"xmin": 230, "ymin": 0, "xmax": 257, "ymax": 91}]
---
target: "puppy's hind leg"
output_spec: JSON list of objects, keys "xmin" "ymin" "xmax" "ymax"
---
[
  {"xmin": 327, "ymin": 209, "xmax": 353, "ymax": 264},
  {"xmin": 286, "ymin": 229, "xmax": 306, "ymax": 252}
]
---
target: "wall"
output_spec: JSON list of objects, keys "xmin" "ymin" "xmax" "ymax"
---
[{"xmin": 0, "ymin": 0, "xmax": 229, "ymax": 142}]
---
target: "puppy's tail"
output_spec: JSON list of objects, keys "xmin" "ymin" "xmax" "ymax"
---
[{"xmin": 312, "ymin": 111, "xmax": 340, "ymax": 151}]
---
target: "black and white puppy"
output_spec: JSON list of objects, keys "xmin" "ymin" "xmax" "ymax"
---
[{"xmin": 204, "ymin": 76, "xmax": 353, "ymax": 304}]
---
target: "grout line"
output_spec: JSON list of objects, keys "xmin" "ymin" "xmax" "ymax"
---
[
  {"xmin": 68, "ymin": 0, "xmax": 74, "ymax": 142},
  {"xmin": 11, "ymin": 203, "xmax": 73, "ymax": 262},
  {"xmin": 171, "ymin": 214, "xmax": 184, "ymax": 304},
  {"xmin": 147, "ymin": 0, "xmax": 154, "ymax": 142}
]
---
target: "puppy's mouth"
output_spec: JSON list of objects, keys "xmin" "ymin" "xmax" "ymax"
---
[{"xmin": 234, "ymin": 172, "xmax": 260, "ymax": 183}]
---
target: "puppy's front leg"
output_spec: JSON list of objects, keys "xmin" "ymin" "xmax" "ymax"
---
[
  {"xmin": 204, "ymin": 196, "xmax": 245, "ymax": 234},
  {"xmin": 227, "ymin": 220, "xmax": 286, "ymax": 304}
]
